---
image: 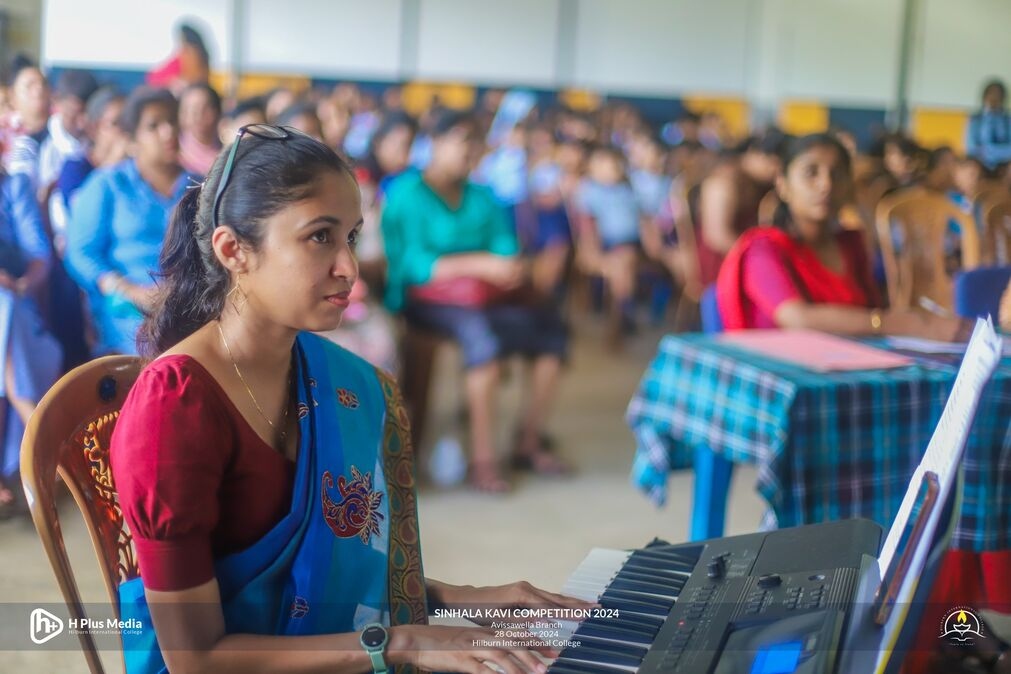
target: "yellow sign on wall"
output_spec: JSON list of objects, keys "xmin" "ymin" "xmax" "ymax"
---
[
  {"xmin": 682, "ymin": 95, "xmax": 750, "ymax": 139},
  {"xmin": 209, "ymin": 71, "xmax": 311, "ymax": 101},
  {"xmin": 911, "ymin": 108, "xmax": 968, "ymax": 153},
  {"xmin": 778, "ymin": 101, "xmax": 829, "ymax": 136},
  {"xmin": 401, "ymin": 82, "xmax": 477, "ymax": 116}
]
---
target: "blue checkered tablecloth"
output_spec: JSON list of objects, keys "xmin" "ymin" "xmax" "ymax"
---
[{"xmin": 626, "ymin": 334, "xmax": 1011, "ymax": 552}]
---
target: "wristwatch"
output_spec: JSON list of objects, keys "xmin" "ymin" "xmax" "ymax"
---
[{"xmin": 360, "ymin": 623, "xmax": 389, "ymax": 674}]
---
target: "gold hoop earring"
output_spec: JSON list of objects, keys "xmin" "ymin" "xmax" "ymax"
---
[{"xmin": 227, "ymin": 283, "xmax": 248, "ymax": 314}]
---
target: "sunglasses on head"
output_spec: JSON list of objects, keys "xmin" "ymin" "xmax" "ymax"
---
[{"xmin": 211, "ymin": 123, "xmax": 314, "ymax": 230}]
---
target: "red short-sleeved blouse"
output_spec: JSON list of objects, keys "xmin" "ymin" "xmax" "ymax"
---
[{"xmin": 110, "ymin": 356, "xmax": 296, "ymax": 592}]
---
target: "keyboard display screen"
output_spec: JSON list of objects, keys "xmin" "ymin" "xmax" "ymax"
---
[{"xmin": 749, "ymin": 641, "xmax": 803, "ymax": 674}]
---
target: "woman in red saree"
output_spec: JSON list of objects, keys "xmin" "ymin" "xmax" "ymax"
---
[{"xmin": 716, "ymin": 133, "xmax": 965, "ymax": 340}]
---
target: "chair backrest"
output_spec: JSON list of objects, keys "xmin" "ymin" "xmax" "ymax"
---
[
  {"xmin": 669, "ymin": 181, "xmax": 703, "ymax": 303},
  {"xmin": 855, "ymin": 172, "xmax": 895, "ymax": 227},
  {"xmin": 971, "ymin": 182, "xmax": 1008, "ymax": 210},
  {"xmin": 20, "ymin": 356, "xmax": 143, "ymax": 674},
  {"xmin": 953, "ymin": 265, "xmax": 1011, "ymax": 320},
  {"xmin": 875, "ymin": 187, "xmax": 981, "ymax": 310},
  {"xmin": 981, "ymin": 197, "xmax": 1011, "ymax": 266},
  {"xmin": 757, "ymin": 190, "xmax": 779, "ymax": 224}
]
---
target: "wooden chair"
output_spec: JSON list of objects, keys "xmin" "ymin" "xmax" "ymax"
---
[
  {"xmin": 855, "ymin": 172, "xmax": 895, "ymax": 228},
  {"xmin": 757, "ymin": 190, "xmax": 779, "ymax": 224},
  {"xmin": 875, "ymin": 187, "xmax": 980, "ymax": 310},
  {"xmin": 668, "ymin": 181, "xmax": 703, "ymax": 332},
  {"xmin": 980, "ymin": 196, "xmax": 1011, "ymax": 266},
  {"xmin": 399, "ymin": 323, "xmax": 454, "ymax": 452},
  {"xmin": 20, "ymin": 356, "xmax": 143, "ymax": 674},
  {"xmin": 971, "ymin": 181, "xmax": 1009, "ymax": 210}
]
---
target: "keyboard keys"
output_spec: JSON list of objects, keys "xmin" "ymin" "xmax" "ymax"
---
[
  {"xmin": 556, "ymin": 644, "xmax": 645, "ymax": 668},
  {"xmin": 574, "ymin": 621, "xmax": 654, "ymax": 646},
  {"xmin": 600, "ymin": 589, "xmax": 675, "ymax": 613}
]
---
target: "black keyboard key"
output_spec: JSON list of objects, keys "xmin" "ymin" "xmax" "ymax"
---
[
  {"xmin": 597, "ymin": 611, "xmax": 666, "ymax": 630},
  {"xmin": 598, "ymin": 595, "xmax": 668, "ymax": 618},
  {"xmin": 622, "ymin": 558, "xmax": 693, "ymax": 579},
  {"xmin": 557, "ymin": 645, "xmax": 645, "ymax": 668},
  {"xmin": 609, "ymin": 575, "xmax": 683, "ymax": 596},
  {"xmin": 601, "ymin": 588, "xmax": 675, "ymax": 612},
  {"xmin": 582, "ymin": 616, "xmax": 659, "ymax": 639},
  {"xmin": 572, "ymin": 636, "xmax": 648, "ymax": 658},
  {"xmin": 548, "ymin": 661, "xmax": 628, "ymax": 674},
  {"xmin": 628, "ymin": 551, "xmax": 700, "ymax": 573},
  {"xmin": 574, "ymin": 621, "xmax": 654, "ymax": 646}
]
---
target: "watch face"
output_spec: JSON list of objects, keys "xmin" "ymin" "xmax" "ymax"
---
[{"xmin": 361, "ymin": 625, "xmax": 387, "ymax": 648}]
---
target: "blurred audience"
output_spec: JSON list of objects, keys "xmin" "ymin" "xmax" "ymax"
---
[
  {"xmin": 147, "ymin": 22, "xmax": 211, "ymax": 95},
  {"xmin": 177, "ymin": 82, "xmax": 222, "ymax": 175},
  {"xmin": 275, "ymin": 101, "xmax": 324, "ymax": 142},
  {"xmin": 0, "ymin": 56, "xmax": 998, "ymax": 503},
  {"xmin": 218, "ymin": 97, "xmax": 267, "ymax": 145},
  {"xmin": 967, "ymin": 79, "xmax": 1011, "ymax": 171},
  {"xmin": 573, "ymin": 144, "xmax": 643, "ymax": 346},
  {"xmin": 716, "ymin": 133, "xmax": 966, "ymax": 341},
  {"xmin": 697, "ymin": 128, "xmax": 785, "ymax": 285},
  {"xmin": 0, "ymin": 168, "xmax": 61, "ymax": 518},
  {"xmin": 66, "ymin": 87, "xmax": 196, "ymax": 355},
  {"xmin": 382, "ymin": 110, "xmax": 569, "ymax": 493}
]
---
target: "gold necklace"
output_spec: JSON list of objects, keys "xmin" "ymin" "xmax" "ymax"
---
[{"xmin": 216, "ymin": 322, "xmax": 290, "ymax": 446}]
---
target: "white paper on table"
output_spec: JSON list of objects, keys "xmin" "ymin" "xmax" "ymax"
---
[
  {"xmin": 885, "ymin": 334, "xmax": 1011, "ymax": 356},
  {"xmin": 873, "ymin": 318, "xmax": 1003, "ymax": 672}
]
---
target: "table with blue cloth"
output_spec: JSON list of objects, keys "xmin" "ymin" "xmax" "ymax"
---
[{"xmin": 626, "ymin": 333, "xmax": 1011, "ymax": 554}]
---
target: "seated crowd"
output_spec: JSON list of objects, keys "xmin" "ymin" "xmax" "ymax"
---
[{"xmin": 0, "ymin": 58, "xmax": 1008, "ymax": 513}]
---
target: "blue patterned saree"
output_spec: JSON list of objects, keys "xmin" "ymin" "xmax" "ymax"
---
[{"xmin": 118, "ymin": 333, "xmax": 428, "ymax": 673}]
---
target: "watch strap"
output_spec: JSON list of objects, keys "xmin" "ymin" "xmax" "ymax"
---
[{"xmin": 368, "ymin": 649, "xmax": 388, "ymax": 674}]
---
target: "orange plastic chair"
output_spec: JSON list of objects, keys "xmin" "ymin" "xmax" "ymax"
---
[
  {"xmin": 20, "ymin": 356, "xmax": 143, "ymax": 674},
  {"xmin": 875, "ymin": 187, "xmax": 980, "ymax": 310}
]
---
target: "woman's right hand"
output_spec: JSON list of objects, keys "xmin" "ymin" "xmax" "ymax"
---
[{"xmin": 388, "ymin": 624, "xmax": 547, "ymax": 674}]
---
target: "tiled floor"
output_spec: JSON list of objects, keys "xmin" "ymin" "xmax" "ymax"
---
[{"xmin": 0, "ymin": 319, "xmax": 765, "ymax": 672}]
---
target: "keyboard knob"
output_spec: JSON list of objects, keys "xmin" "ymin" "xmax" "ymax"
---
[
  {"xmin": 758, "ymin": 574, "xmax": 782, "ymax": 589},
  {"xmin": 706, "ymin": 557, "xmax": 725, "ymax": 579}
]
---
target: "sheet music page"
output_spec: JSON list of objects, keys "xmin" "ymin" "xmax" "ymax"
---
[
  {"xmin": 873, "ymin": 319, "xmax": 1003, "ymax": 672},
  {"xmin": 878, "ymin": 318, "xmax": 1002, "ymax": 571}
]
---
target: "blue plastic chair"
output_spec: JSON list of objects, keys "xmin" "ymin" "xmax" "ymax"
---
[
  {"xmin": 700, "ymin": 284, "xmax": 724, "ymax": 334},
  {"xmin": 691, "ymin": 286, "xmax": 733, "ymax": 541},
  {"xmin": 953, "ymin": 266, "xmax": 1011, "ymax": 320}
]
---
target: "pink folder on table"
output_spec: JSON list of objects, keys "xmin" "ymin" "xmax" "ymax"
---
[{"xmin": 717, "ymin": 330, "xmax": 913, "ymax": 372}]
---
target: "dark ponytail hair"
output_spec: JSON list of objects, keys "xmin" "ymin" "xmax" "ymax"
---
[
  {"xmin": 139, "ymin": 129, "xmax": 355, "ymax": 356},
  {"xmin": 771, "ymin": 132, "xmax": 852, "ymax": 231}
]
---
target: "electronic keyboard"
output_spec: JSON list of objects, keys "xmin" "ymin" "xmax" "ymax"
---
[{"xmin": 545, "ymin": 519, "xmax": 882, "ymax": 674}]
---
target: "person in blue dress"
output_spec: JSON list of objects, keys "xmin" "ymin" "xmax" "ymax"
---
[
  {"xmin": 66, "ymin": 87, "xmax": 198, "ymax": 355},
  {"xmin": 0, "ymin": 170, "xmax": 61, "ymax": 516},
  {"xmin": 966, "ymin": 79, "xmax": 1011, "ymax": 172}
]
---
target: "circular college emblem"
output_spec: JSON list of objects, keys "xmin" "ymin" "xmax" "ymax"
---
[{"xmin": 939, "ymin": 606, "xmax": 985, "ymax": 645}]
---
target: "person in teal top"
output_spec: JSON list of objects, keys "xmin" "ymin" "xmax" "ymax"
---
[
  {"xmin": 382, "ymin": 110, "xmax": 569, "ymax": 493},
  {"xmin": 382, "ymin": 168, "xmax": 519, "ymax": 312},
  {"xmin": 66, "ymin": 87, "xmax": 198, "ymax": 355}
]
